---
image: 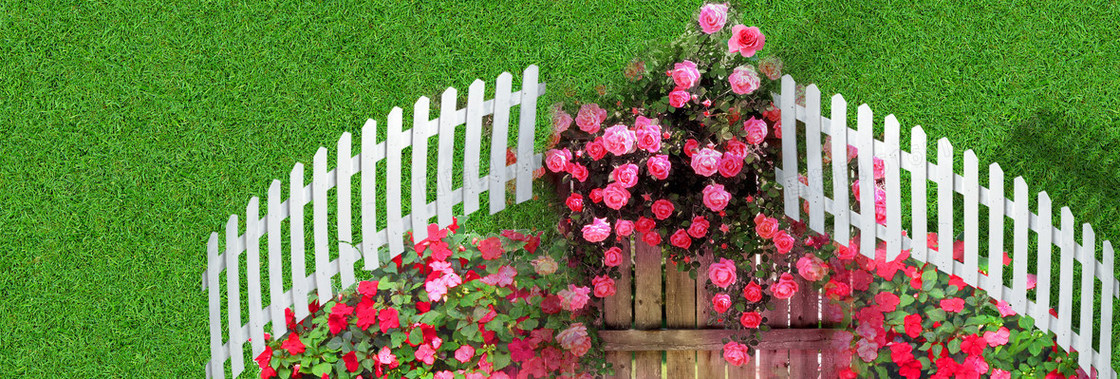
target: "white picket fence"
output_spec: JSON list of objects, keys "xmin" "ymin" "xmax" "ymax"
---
[
  {"xmin": 200, "ymin": 65, "xmax": 544, "ymax": 378},
  {"xmin": 774, "ymin": 75, "xmax": 1118, "ymax": 378}
]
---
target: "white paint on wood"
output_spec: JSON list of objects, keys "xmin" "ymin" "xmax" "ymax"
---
[
  {"xmin": 936, "ymin": 138, "xmax": 954, "ymax": 274},
  {"xmin": 386, "ymin": 107, "xmax": 405, "ymax": 257},
  {"xmin": 290, "ymin": 163, "xmax": 308, "ymax": 321},
  {"xmin": 884, "ymin": 115, "xmax": 902, "ymax": 261},
  {"xmin": 437, "ymin": 87, "xmax": 458, "ymax": 227},
  {"xmin": 267, "ymin": 180, "xmax": 285, "ymax": 337},
  {"xmin": 516, "ymin": 65, "xmax": 539, "ymax": 203},
  {"xmin": 207, "ymin": 232, "xmax": 224, "ymax": 379},
  {"xmin": 361, "ymin": 119, "xmax": 378, "ymax": 270},
  {"xmin": 829, "ymin": 94, "xmax": 850, "ymax": 244},
  {"xmin": 225, "ymin": 215, "xmax": 244, "ymax": 377},
  {"xmin": 781, "ymin": 75, "xmax": 799, "ymax": 220},
  {"xmin": 490, "ymin": 72, "xmax": 513, "ymax": 214},
  {"xmin": 986, "ymin": 164, "xmax": 1004, "ymax": 298},
  {"xmin": 313, "ymin": 148, "xmax": 332, "ymax": 302},
  {"xmin": 1035, "ymin": 191, "xmax": 1052, "ymax": 332},
  {"xmin": 1099, "ymin": 241, "xmax": 1114, "ymax": 378},
  {"xmin": 245, "ymin": 197, "xmax": 265, "ymax": 356},
  {"xmin": 1077, "ymin": 224, "xmax": 1094, "ymax": 370},
  {"xmin": 464, "ymin": 80, "xmax": 485, "ymax": 216},
  {"xmin": 910, "ymin": 126, "xmax": 928, "ymax": 263},
  {"xmin": 1057, "ymin": 207, "xmax": 1074, "ymax": 347},
  {"xmin": 856, "ymin": 105, "xmax": 875, "ymax": 258},
  {"xmin": 337, "ymin": 133, "xmax": 354, "ymax": 290},
  {"xmin": 412, "ymin": 97, "xmax": 432, "ymax": 242},
  {"xmin": 805, "ymin": 84, "xmax": 824, "ymax": 233},
  {"xmin": 963, "ymin": 150, "xmax": 979, "ymax": 287}
]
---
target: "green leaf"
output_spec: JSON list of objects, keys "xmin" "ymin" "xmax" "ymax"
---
[
  {"xmin": 390, "ymin": 331, "xmax": 407, "ymax": 348},
  {"xmin": 409, "ymin": 326, "xmax": 424, "ymax": 345},
  {"xmin": 1017, "ymin": 316, "xmax": 1035, "ymax": 330},
  {"xmin": 312, "ymin": 362, "xmax": 332, "ymax": 376},
  {"xmin": 947, "ymin": 339, "xmax": 961, "ymax": 354}
]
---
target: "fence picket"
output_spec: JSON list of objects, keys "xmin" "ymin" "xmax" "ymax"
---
[
  {"xmin": 267, "ymin": 180, "xmax": 286, "ymax": 337},
  {"xmin": 1034, "ymin": 191, "xmax": 1052, "ymax": 332},
  {"xmin": 245, "ymin": 198, "xmax": 264, "ymax": 356},
  {"xmin": 1010, "ymin": 178, "xmax": 1029, "ymax": 315},
  {"xmin": 634, "ymin": 232, "xmax": 662, "ymax": 379},
  {"xmin": 1099, "ymin": 241, "xmax": 1114, "ymax": 378},
  {"xmin": 516, "ymin": 65, "xmax": 539, "ymax": 203},
  {"xmin": 963, "ymin": 150, "xmax": 979, "ymax": 287},
  {"xmin": 412, "ymin": 97, "xmax": 432, "ymax": 242},
  {"xmin": 856, "ymin": 105, "xmax": 875, "ymax": 258},
  {"xmin": 986, "ymin": 164, "xmax": 1004, "ymax": 298},
  {"xmin": 337, "ymin": 133, "xmax": 355, "ymax": 289},
  {"xmin": 290, "ymin": 163, "xmax": 309, "ymax": 320},
  {"xmin": 313, "ymin": 148, "xmax": 332, "ymax": 302},
  {"xmin": 490, "ymin": 72, "xmax": 513, "ymax": 214},
  {"xmin": 1057, "ymin": 207, "xmax": 1074, "ymax": 347},
  {"xmin": 464, "ymin": 80, "xmax": 485, "ymax": 216},
  {"xmin": 437, "ymin": 88, "xmax": 458, "ymax": 227},
  {"xmin": 225, "ymin": 215, "xmax": 245, "ymax": 377},
  {"xmin": 910, "ymin": 126, "xmax": 928, "ymax": 263},
  {"xmin": 781, "ymin": 75, "xmax": 799, "ymax": 221},
  {"xmin": 805, "ymin": 84, "xmax": 824, "ymax": 234},
  {"xmin": 361, "ymin": 120, "xmax": 379, "ymax": 270},
  {"xmin": 830, "ymin": 94, "xmax": 850, "ymax": 245},
  {"xmin": 1077, "ymin": 224, "xmax": 1094, "ymax": 370},
  {"xmin": 207, "ymin": 233, "xmax": 224, "ymax": 379},
  {"xmin": 884, "ymin": 115, "xmax": 902, "ymax": 260},
  {"xmin": 936, "ymin": 139, "xmax": 954, "ymax": 274},
  {"xmin": 386, "ymin": 107, "xmax": 405, "ymax": 257}
]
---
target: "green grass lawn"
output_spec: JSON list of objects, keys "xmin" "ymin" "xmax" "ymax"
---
[{"xmin": 1, "ymin": 0, "xmax": 1117, "ymax": 376}]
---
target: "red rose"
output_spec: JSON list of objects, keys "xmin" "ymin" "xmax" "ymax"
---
[
  {"xmin": 688, "ymin": 216, "xmax": 709, "ymax": 239},
  {"xmin": 591, "ymin": 275, "xmax": 616, "ymax": 298},
  {"xmin": 565, "ymin": 193, "xmax": 584, "ymax": 212},
  {"xmin": 651, "ymin": 199, "xmax": 675, "ymax": 220},
  {"xmin": 615, "ymin": 220, "xmax": 634, "ymax": 237},
  {"xmin": 708, "ymin": 258, "xmax": 738, "ymax": 288},
  {"xmin": 566, "ymin": 162, "xmax": 588, "ymax": 182},
  {"xmin": 755, "ymin": 217, "xmax": 779, "ymax": 239},
  {"xmin": 903, "ymin": 314, "xmax": 922, "ymax": 338},
  {"xmin": 771, "ymin": 273, "xmax": 799, "ymax": 299},
  {"xmin": 635, "ymin": 217, "xmax": 656, "ymax": 233},
  {"xmin": 601, "ymin": 183, "xmax": 631, "ymax": 210},
  {"xmin": 684, "ymin": 139, "xmax": 700, "ymax": 157},
  {"xmin": 589, "ymin": 188, "xmax": 604, "ymax": 203},
  {"xmin": 726, "ymin": 139, "xmax": 748, "ymax": 157},
  {"xmin": 642, "ymin": 231, "xmax": 661, "ymax": 246},
  {"xmin": 712, "ymin": 293, "xmax": 732, "ymax": 313},
  {"xmin": 723, "ymin": 341, "xmax": 751, "ymax": 367},
  {"xmin": 585, "ymin": 138, "xmax": 607, "ymax": 161},
  {"xmin": 742, "ymin": 281, "xmax": 762, "ymax": 302},
  {"xmin": 669, "ymin": 229, "xmax": 692, "ymax": 249},
  {"xmin": 823, "ymin": 279, "xmax": 851, "ymax": 300},
  {"xmin": 773, "ymin": 230, "xmax": 795, "ymax": 253},
  {"xmin": 541, "ymin": 295, "xmax": 562, "ymax": 314},
  {"xmin": 717, "ymin": 152, "xmax": 744, "ymax": 178},
  {"xmin": 740, "ymin": 311, "xmax": 762, "ymax": 328},
  {"xmin": 603, "ymin": 247, "xmax": 624, "ymax": 267}
]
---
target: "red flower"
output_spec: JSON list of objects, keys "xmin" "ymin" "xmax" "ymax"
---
[
  {"xmin": 642, "ymin": 231, "xmax": 661, "ymax": 246},
  {"xmin": 254, "ymin": 346, "xmax": 272, "ymax": 369},
  {"xmin": 651, "ymin": 199, "xmax": 675, "ymax": 220},
  {"xmin": 565, "ymin": 193, "xmax": 584, "ymax": 212},
  {"xmin": 740, "ymin": 311, "xmax": 762, "ymax": 328},
  {"xmin": 635, "ymin": 217, "xmax": 656, "ymax": 233},
  {"xmin": 890, "ymin": 343, "xmax": 913, "ymax": 364},
  {"xmin": 415, "ymin": 301, "xmax": 431, "ymax": 314},
  {"xmin": 342, "ymin": 351, "xmax": 359, "ymax": 373},
  {"xmin": 308, "ymin": 299, "xmax": 321, "ymax": 314},
  {"xmin": 355, "ymin": 297, "xmax": 377, "ymax": 331},
  {"xmin": 948, "ymin": 274, "xmax": 969, "ymax": 291},
  {"xmin": 358, "ymin": 281, "xmax": 378, "ymax": 298},
  {"xmin": 684, "ymin": 139, "xmax": 700, "ymax": 157},
  {"xmin": 478, "ymin": 237, "xmax": 504, "ymax": 260},
  {"xmin": 280, "ymin": 333, "xmax": 305, "ymax": 355},
  {"xmin": 378, "ymin": 308, "xmax": 400, "ymax": 333},
  {"xmin": 874, "ymin": 292, "xmax": 900, "ymax": 313},
  {"xmin": 589, "ymin": 188, "xmax": 603, "ymax": 203},
  {"xmin": 328, "ymin": 302, "xmax": 355, "ymax": 335},
  {"xmin": 669, "ymin": 229, "xmax": 692, "ymax": 249},
  {"xmin": 712, "ymin": 293, "xmax": 732, "ymax": 313},
  {"xmin": 585, "ymin": 138, "xmax": 607, "ymax": 161},
  {"xmin": 688, "ymin": 216, "xmax": 709, "ymax": 239},
  {"xmin": 260, "ymin": 367, "xmax": 277, "ymax": 379},
  {"xmin": 940, "ymin": 298, "xmax": 964, "ymax": 313},
  {"xmin": 960, "ymin": 334, "xmax": 987, "ymax": 356},
  {"xmin": 903, "ymin": 314, "xmax": 923, "ymax": 339},
  {"xmin": 541, "ymin": 294, "xmax": 562, "ymax": 314},
  {"xmin": 742, "ymin": 281, "xmax": 762, "ymax": 303},
  {"xmin": 933, "ymin": 356, "xmax": 960, "ymax": 378},
  {"xmin": 284, "ymin": 308, "xmax": 296, "ymax": 331}
]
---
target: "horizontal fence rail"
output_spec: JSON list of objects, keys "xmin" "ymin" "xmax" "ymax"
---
[
  {"xmin": 774, "ymin": 75, "xmax": 1117, "ymax": 379},
  {"xmin": 201, "ymin": 66, "xmax": 545, "ymax": 378}
]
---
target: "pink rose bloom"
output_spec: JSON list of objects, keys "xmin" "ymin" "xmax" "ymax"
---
[
  {"xmin": 758, "ymin": 56, "xmax": 783, "ymax": 80},
  {"xmin": 743, "ymin": 116, "xmax": 768, "ymax": 144},
  {"xmin": 708, "ymin": 258, "xmax": 738, "ymax": 288},
  {"xmin": 670, "ymin": 60, "xmax": 701, "ymax": 90},
  {"xmin": 668, "ymin": 90, "xmax": 691, "ymax": 108},
  {"xmin": 557, "ymin": 323, "xmax": 592, "ymax": 356},
  {"xmin": 717, "ymin": 152, "xmax": 744, "ymax": 177},
  {"xmin": 771, "ymin": 272, "xmax": 799, "ymax": 299},
  {"xmin": 601, "ymin": 183, "xmax": 631, "ymax": 210},
  {"xmin": 531, "ymin": 255, "xmax": 558, "ymax": 275},
  {"xmin": 545, "ymin": 148, "xmax": 572, "ymax": 173},
  {"xmin": 740, "ymin": 311, "xmax": 762, "ymax": 328},
  {"xmin": 635, "ymin": 123, "xmax": 662, "ymax": 153},
  {"xmin": 647, "ymin": 154, "xmax": 671, "ymax": 180},
  {"xmin": 985, "ymin": 327, "xmax": 1010, "ymax": 347},
  {"xmin": 755, "ymin": 216, "xmax": 779, "ymax": 239},
  {"xmin": 581, "ymin": 217, "xmax": 611, "ymax": 243},
  {"xmin": 615, "ymin": 220, "xmax": 634, "ymax": 237},
  {"xmin": 575, "ymin": 103, "xmax": 607, "ymax": 134},
  {"xmin": 723, "ymin": 341, "xmax": 751, "ymax": 366},
  {"xmin": 727, "ymin": 25, "xmax": 766, "ymax": 57},
  {"xmin": 415, "ymin": 343, "xmax": 436, "ymax": 365},
  {"xmin": 697, "ymin": 3, "xmax": 728, "ymax": 34},
  {"xmin": 729, "ymin": 65, "xmax": 761, "ymax": 95},
  {"xmin": 611, "ymin": 163, "xmax": 640, "ymax": 188},
  {"xmin": 552, "ymin": 110, "xmax": 573, "ymax": 133},
  {"xmin": 796, "ymin": 254, "xmax": 828, "ymax": 282},
  {"xmin": 558, "ymin": 284, "xmax": 591, "ymax": 311},
  {"xmin": 873, "ymin": 157, "xmax": 885, "ymax": 180},
  {"xmin": 688, "ymin": 216, "xmax": 709, "ymax": 239},
  {"xmin": 602, "ymin": 124, "xmax": 637, "ymax": 156},
  {"xmin": 669, "ymin": 229, "xmax": 692, "ymax": 249},
  {"xmin": 651, "ymin": 199, "xmax": 675, "ymax": 220},
  {"xmin": 773, "ymin": 230, "xmax": 795, "ymax": 253},
  {"xmin": 702, "ymin": 183, "xmax": 732, "ymax": 211},
  {"xmin": 455, "ymin": 345, "xmax": 475, "ymax": 363},
  {"xmin": 691, "ymin": 148, "xmax": 722, "ymax": 176},
  {"xmin": 711, "ymin": 293, "xmax": 732, "ymax": 313},
  {"xmin": 742, "ymin": 281, "xmax": 763, "ymax": 302},
  {"xmin": 603, "ymin": 246, "xmax": 624, "ymax": 267},
  {"xmin": 585, "ymin": 138, "xmax": 607, "ymax": 161},
  {"xmin": 725, "ymin": 139, "xmax": 748, "ymax": 156},
  {"xmin": 591, "ymin": 275, "xmax": 616, "ymax": 297}
]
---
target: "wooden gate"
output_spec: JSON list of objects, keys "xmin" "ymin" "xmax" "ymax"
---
[{"xmin": 597, "ymin": 233, "xmax": 843, "ymax": 379}]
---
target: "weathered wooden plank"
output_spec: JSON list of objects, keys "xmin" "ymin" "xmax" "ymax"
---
[
  {"xmin": 962, "ymin": 150, "xmax": 979, "ymax": 287},
  {"xmin": 290, "ymin": 163, "xmax": 309, "ymax": 320},
  {"xmin": 696, "ymin": 252, "xmax": 726, "ymax": 379},
  {"xmin": 986, "ymin": 163, "xmax": 1005, "ymax": 298},
  {"xmin": 910, "ymin": 125, "xmax": 928, "ymax": 263},
  {"xmin": 598, "ymin": 329, "xmax": 845, "ymax": 352},
  {"xmin": 1098, "ymin": 241, "xmax": 1114, "ymax": 377},
  {"xmin": 884, "ymin": 115, "xmax": 902, "ymax": 261},
  {"xmin": 267, "ymin": 180, "xmax": 286, "ymax": 337},
  {"xmin": 245, "ymin": 198, "xmax": 265, "ymax": 356},
  {"xmin": 1057, "ymin": 207, "xmax": 1074, "ymax": 347},
  {"xmin": 936, "ymin": 138, "xmax": 954, "ymax": 274},
  {"xmin": 1077, "ymin": 224, "xmax": 1094, "ymax": 370},
  {"xmin": 1034, "ymin": 190, "xmax": 1052, "ymax": 332},
  {"xmin": 781, "ymin": 75, "xmax": 799, "ymax": 220},
  {"xmin": 361, "ymin": 119, "xmax": 379, "ymax": 270},
  {"xmin": 206, "ymin": 232, "xmax": 224, "ymax": 379},
  {"xmin": 830, "ymin": 94, "xmax": 850, "ymax": 245},
  {"xmin": 634, "ymin": 232, "xmax": 662, "ymax": 379},
  {"xmin": 805, "ymin": 84, "xmax": 824, "ymax": 234},
  {"xmin": 463, "ymin": 80, "xmax": 485, "ymax": 216},
  {"xmin": 437, "ymin": 87, "xmax": 457, "ymax": 228},
  {"xmin": 489, "ymin": 72, "xmax": 513, "ymax": 214},
  {"xmin": 856, "ymin": 104, "xmax": 875, "ymax": 259},
  {"xmin": 665, "ymin": 259, "xmax": 696, "ymax": 379},
  {"xmin": 337, "ymin": 133, "xmax": 354, "ymax": 289},
  {"xmin": 313, "ymin": 148, "xmax": 332, "ymax": 302},
  {"xmin": 224, "ymin": 215, "xmax": 245, "ymax": 377},
  {"xmin": 386, "ymin": 107, "xmax": 405, "ymax": 258},
  {"xmin": 604, "ymin": 237, "xmax": 633, "ymax": 379},
  {"xmin": 789, "ymin": 275, "xmax": 820, "ymax": 379},
  {"xmin": 516, "ymin": 65, "xmax": 539, "ymax": 204}
]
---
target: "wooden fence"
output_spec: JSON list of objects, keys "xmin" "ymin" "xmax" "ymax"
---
[
  {"xmin": 200, "ymin": 66, "xmax": 544, "ymax": 378},
  {"xmin": 773, "ymin": 75, "xmax": 1117, "ymax": 378}
]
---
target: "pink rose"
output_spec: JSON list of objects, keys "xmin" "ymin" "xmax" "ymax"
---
[
  {"xmin": 873, "ymin": 157, "xmax": 885, "ymax": 180},
  {"xmin": 725, "ymin": 139, "xmax": 748, "ymax": 157},
  {"xmin": 773, "ymin": 230, "xmax": 795, "ymax": 253},
  {"xmin": 545, "ymin": 148, "xmax": 571, "ymax": 173},
  {"xmin": 575, "ymin": 103, "xmax": 607, "ymax": 134},
  {"xmin": 723, "ymin": 341, "xmax": 751, "ymax": 367},
  {"xmin": 455, "ymin": 345, "xmax": 475, "ymax": 363},
  {"xmin": 651, "ymin": 199, "xmax": 675, "ymax": 220},
  {"xmin": 697, "ymin": 3, "xmax": 728, "ymax": 34},
  {"xmin": 668, "ymin": 90, "xmax": 691, "ymax": 108},
  {"xmin": 717, "ymin": 152, "xmax": 743, "ymax": 178},
  {"xmin": 615, "ymin": 220, "xmax": 634, "ymax": 237},
  {"xmin": 647, "ymin": 154, "xmax": 671, "ymax": 180},
  {"xmin": 634, "ymin": 123, "xmax": 662, "ymax": 153},
  {"xmin": 552, "ymin": 110, "xmax": 573, "ymax": 133},
  {"xmin": 727, "ymin": 25, "xmax": 765, "ymax": 57},
  {"xmin": 742, "ymin": 281, "xmax": 762, "ymax": 302},
  {"xmin": 691, "ymin": 148, "xmax": 722, "ymax": 177},
  {"xmin": 558, "ymin": 284, "xmax": 591, "ymax": 311},
  {"xmin": 602, "ymin": 124, "xmax": 637, "ymax": 156},
  {"xmin": 611, "ymin": 163, "xmax": 640, "ymax": 188},
  {"xmin": 603, "ymin": 246, "xmax": 624, "ymax": 267},
  {"xmin": 755, "ymin": 216, "xmax": 779, "ymax": 239},
  {"xmin": 708, "ymin": 258, "xmax": 738, "ymax": 288},
  {"xmin": 712, "ymin": 293, "xmax": 732, "ymax": 313},
  {"xmin": 758, "ymin": 56, "xmax": 783, "ymax": 80},
  {"xmin": 669, "ymin": 229, "xmax": 692, "ymax": 249},
  {"xmin": 740, "ymin": 311, "xmax": 762, "ymax": 328},
  {"xmin": 566, "ymin": 162, "xmax": 588, "ymax": 182},
  {"xmin": 557, "ymin": 323, "xmax": 592, "ymax": 357},
  {"xmin": 585, "ymin": 138, "xmax": 607, "ymax": 161},
  {"xmin": 581, "ymin": 217, "xmax": 611, "ymax": 243},
  {"xmin": 601, "ymin": 183, "xmax": 631, "ymax": 210},
  {"xmin": 702, "ymin": 183, "xmax": 731, "ymax": 211},
  {"xmin": 687, "ymin": 216, "xmax": 709, "ymax": 239},
  {"xmin": 729, "ymin": 65, "xmax": 761, "ymax": 95},
  {"xmin": 743, "ymin": 116, "xmax": 768, "ymax": 144},
  {"xmin": 796, "ymin": 254, "xmax": 828, "ymax": 282},
  {"xmin": 642, "ymin": 230, "xmax": 661, "ymax": 246},
  {"xmin": 670, "ymin": 60, "xmax": 701, "ymax": 90},
  {"xmin": 771, "ymin": 272, "xmax": 799, "ymax": 299},
  {"xmin": 592, "ymin": 275, "xmax": 616, "ymax": 298}
]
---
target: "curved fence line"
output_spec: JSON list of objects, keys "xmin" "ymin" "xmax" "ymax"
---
[{"xmin": 774, "ymin": 75, "xmax": 1117, "ymax": 379}]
